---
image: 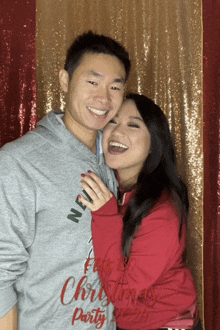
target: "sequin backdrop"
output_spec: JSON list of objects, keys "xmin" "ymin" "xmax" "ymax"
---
[
  {"xmin": 36, "ymin": 0, "xmax": 203, "ymax": 319},
  {"xmin": 0, "ymin": 0, "xmax": 37, "ymax": 147}
]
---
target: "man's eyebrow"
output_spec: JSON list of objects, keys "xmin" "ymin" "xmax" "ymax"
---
[
  {"xmin": 86, "ymin": 71, "xmax": 125, "ymax": 84},
  {"xmin": 87, "ymin": 70, "xmax": 103, "ymax": 78},
  {"xmin": 114, "ymin": 77, "xmax": 125, "ymax": 84}
]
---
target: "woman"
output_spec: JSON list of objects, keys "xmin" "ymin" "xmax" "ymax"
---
[{"xmin": 78, "ymin": 94, "xmax": 202, "ymax": 330}]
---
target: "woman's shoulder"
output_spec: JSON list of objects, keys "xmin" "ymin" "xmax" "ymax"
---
[
  {"xmin": 151, "ymin": 190, "xmax": 179, "ymax": 214},
  {"xmin": 141, "ymin": 190, "xmax": 181, "ymax": 231}
]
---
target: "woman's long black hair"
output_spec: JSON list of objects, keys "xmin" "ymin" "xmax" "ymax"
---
[{"xmin": 122, "ymin": 94, "xmax": 189, "ymax": 259}]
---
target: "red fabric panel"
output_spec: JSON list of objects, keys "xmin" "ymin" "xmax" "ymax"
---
[
  {"xmin": 0, "ymin": 0, "xmax": 36, "ymax": 148},
  {"xmin": 203, "ymin": 1, "xmax": 220, "ymax": 329}
]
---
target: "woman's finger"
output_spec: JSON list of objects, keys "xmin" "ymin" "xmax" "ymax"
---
[
  {"xmin": 79, "ymin": 172, "xmax": 113, "ymax": 212},
  {"xmin": 78, "ymin": 194, "xmax": 97, "ymax": 211},
  {"xmin": 78, "ymin": 193, "xmax": 92, "ymax": 208},
  {"xmin": 79, "ymin": 183, "xmax": 110, "ymax": 211},
  {"xmin": 87, "ymin": 171, "xmax": 112, "ymax": 193},
  {"xmin": 81, "ymin": 176, "xmax": 112, "ymax": 201},
  {"xmin": 80, "ymin": 180, "xmax": 100, "ymax": 201},
  {"xmin": 81, "ymin": 174, "xmax": 102, "ymax": 195}
]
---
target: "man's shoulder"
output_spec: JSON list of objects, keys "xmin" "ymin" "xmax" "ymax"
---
[
  {"xmin": 0, "ymin": 111, "xmax": 58, "ymax": 159},
  {"xmin": 1, "ymin": 129, "xmax": 44, "ymax": 159}
]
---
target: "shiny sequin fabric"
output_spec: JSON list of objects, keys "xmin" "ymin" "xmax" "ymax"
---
[{"xmin": 0, "ymin": 0, "xmax": 37, "ymax": 147}]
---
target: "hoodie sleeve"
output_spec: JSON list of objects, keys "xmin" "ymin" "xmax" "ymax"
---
[{"xmin": 0, "ymin": 151, "xmax": 36, "ymax": 318}]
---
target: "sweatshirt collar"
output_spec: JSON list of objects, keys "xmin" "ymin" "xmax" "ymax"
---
[{"xmin": 37, "ymin": 110, "xmax": 104, "ymax": 163}]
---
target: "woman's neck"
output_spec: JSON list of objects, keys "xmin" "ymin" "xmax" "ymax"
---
[{"xmin": 117, "ymin": 170, "xmax": 139, "ymax": 190}]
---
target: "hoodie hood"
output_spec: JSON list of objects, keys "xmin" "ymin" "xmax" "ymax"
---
[{"xmin": 36, "ymin": 110, "xmax": 104, "ymax": 165}]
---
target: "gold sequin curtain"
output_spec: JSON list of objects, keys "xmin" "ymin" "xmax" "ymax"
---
[{"xmin": 36, "ymin": 0, "xmax": 203, "ymax": 320}]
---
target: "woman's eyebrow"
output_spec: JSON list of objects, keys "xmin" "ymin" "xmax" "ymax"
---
[
  {"xmin": 129, "ymin": 116, "xmax": 143, "ymax": 122},
  {"xmin": 114, "ymin": 114, "xmax": 143, "ymax": 121}
]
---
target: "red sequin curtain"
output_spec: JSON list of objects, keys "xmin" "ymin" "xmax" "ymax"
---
[
  {"xmin": 203, "ymin": 1, "xmax": 220, "ymax": 329},
  {"xmin": 0, "ymin": 0, "xmax": 37, "ymax": 148}
]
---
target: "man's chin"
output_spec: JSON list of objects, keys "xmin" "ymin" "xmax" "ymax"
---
[{"xmin": 89, "ymin": 122, "xmax": 109, "ymax": 131}]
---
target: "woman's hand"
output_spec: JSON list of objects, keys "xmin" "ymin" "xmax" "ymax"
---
[{"xmin": 79, "ymin": 171, "xmax": 113, "ymax": 212}]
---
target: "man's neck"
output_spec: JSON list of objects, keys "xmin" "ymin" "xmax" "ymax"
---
[{"xmin": 63, "ymin": 113, "xmax": 97, "ymax": 154}]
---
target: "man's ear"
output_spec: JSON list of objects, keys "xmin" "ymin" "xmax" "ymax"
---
[{"xmin": 59, "ymin": 69, "xmax": 69, "ymax": 93}]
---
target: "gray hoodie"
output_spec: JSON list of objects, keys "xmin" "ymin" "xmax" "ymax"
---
[{"xmin": 0, "ymin": 110, "xmax": 117, "ymax": 329}]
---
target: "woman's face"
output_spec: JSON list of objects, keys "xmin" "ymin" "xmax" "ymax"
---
[{"xmin": 103, "ymin": 99, "xmax": 151, "ymax": 180}]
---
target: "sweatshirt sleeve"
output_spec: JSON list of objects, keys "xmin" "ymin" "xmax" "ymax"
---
[
  {"xmin": 0, "ymin": 152, "xmax": 36, "ymax": 318},
  {"xmin": 91, "ymin": 195, "xmax": 181, "ymax": 310}
]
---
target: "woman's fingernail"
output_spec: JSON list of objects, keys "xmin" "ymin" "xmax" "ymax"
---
[
  {"xmin": 81, "ymin": 173, "xmax": 86, "ymax": 178},
  {"xmin": 88, "ymin": 170, "xmax": 92, "ymax": 174},
  {"xmin": 78, "ymin": 195, "xmax": 81, "ymax": 199}
]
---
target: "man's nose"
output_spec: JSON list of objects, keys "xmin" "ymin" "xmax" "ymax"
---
[{"xmin": 96, "ymin": 87, "xmax": 111, "ymax": 103}]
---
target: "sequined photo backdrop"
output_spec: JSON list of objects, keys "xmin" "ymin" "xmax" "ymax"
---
[
  {"xmin": 0, "ymin": 0, "xmax": 36, "ymax": 147},
  {"xmin": 36, "ymin": 0, "xmax": 203, "ymax": 319}
]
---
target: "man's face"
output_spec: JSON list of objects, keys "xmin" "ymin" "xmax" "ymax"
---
[{"xmin": 60, "ymin": 52, "xmax": 126, "ymax": 132}]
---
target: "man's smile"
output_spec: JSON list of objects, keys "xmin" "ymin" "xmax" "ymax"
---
[{"xmin": 87, "ymin": 106, "xmax": 108, "ymax": 116}]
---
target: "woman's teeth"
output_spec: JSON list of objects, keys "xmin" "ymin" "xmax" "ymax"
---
[
  {"xmin": 109, "ymin": 141, "xmax": 128, "ymax": 150},
  {"xmin": 88, "ymin": 107, "xmax": 107, "ymax": 116}
]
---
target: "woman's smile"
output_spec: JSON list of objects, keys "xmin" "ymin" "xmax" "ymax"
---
[
  {"xmin": 108, "ymin": 140, "xmax": 129, "ymax": 154},
  {"xmin": 103, "ymin": 99, "xmax": 151, "ymax": 187}
]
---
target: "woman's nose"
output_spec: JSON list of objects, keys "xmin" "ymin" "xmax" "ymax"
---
[{"xmin": 112, "ymin": 124, "xmax": 125, "ymax": 136}]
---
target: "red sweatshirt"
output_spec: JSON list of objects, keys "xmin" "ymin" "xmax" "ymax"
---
[{"xmin": 91, "ymin": 190, "xmax": 199, "ymax": 330}]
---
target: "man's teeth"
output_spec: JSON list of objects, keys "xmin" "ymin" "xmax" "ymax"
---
[
  {"xmin": 88, "ymin": 107, "xmax": 107, "ymax": 116},
  {"xmin": 109, "ymin": 141, "xmax": 128, "ymax": 149}
]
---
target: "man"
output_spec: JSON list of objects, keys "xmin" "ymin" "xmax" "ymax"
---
[{"xmin": 0, "ymin": 31, "xmax": 130, "ymax": 329}]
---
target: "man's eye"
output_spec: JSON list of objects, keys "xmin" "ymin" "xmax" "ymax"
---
[{"xmin": 88, "ymin": 81, "xmax": 97, "ymax": 85}]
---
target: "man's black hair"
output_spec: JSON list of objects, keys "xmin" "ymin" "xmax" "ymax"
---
[{"xmin": 64, "ymin": 30, "xmax": 130, "ymax": 80}]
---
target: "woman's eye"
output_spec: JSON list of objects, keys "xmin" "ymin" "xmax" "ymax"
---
[
  {"xmin": 109, "ymin": 119, "xmax": 117, "ymax": 124},
  {"xmin": 128, "ymin": 123, "xmax": 140, "ymax": 128},
  {"xmin": 111, "ymin": 86, "xmax": 120, "ymax": 91}
]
